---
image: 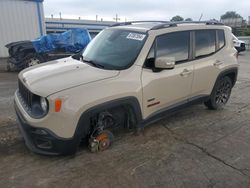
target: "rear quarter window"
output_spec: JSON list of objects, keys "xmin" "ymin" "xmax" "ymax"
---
[
  {"xmin": 195, "ymin": 30, "xmax": 216, "ymax": 58},
  {"xmin": 218, "ymin": 30, "xmax": 225, "ymax": 49}
]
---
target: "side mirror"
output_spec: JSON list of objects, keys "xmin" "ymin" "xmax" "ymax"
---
[{"xmin": 155, "ymin": 57, "xmax": 175, "ymax": 69}]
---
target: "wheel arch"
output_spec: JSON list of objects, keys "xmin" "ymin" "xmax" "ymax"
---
[
  {"xmin": 216, "ymin": 67, "xmax": 238, "ymax": 87},
  {"xmin": 74, "ymin": 96, "xmax": 143, "ymax": 139}
]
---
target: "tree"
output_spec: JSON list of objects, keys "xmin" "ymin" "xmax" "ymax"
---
[
  {"xmin": 185, "ymin": 18, "xmax": 193, "ymax": 21},
  {"xmin": 243, "ymin": 29, "xmax": 250, "ymax": 36},
  {"xmin": 171, "ymin": 15, "xmax": 184, "ymax": 22},
  {"xmin": 221, "ymin": 11, "xmax": 242, "ymax": 20}
]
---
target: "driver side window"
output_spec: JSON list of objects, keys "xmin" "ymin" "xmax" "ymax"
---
[{"xmin": 144, "ymin": 31, "xmax": 190, "ymax": 69}]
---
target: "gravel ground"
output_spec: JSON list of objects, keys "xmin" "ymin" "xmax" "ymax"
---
[{"xmin": 0, "ymin": 53, "xmax": 250, "ymax": 188}]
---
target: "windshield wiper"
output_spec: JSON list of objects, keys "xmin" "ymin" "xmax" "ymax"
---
[{"xmin": 82, "ymin": 58, "xmax": 105, "ymax": 69}]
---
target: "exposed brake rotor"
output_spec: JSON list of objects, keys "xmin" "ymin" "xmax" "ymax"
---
[
  {"xmin": 88, "ymin": 112, "xmax": 115, "ymax": 152},
  {"xmin": 89, "ymin": 130, "xmax": 114, "ymax": 152}
]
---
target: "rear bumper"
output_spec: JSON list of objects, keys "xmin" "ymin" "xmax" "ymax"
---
[{"xmin": 15, "ymin": 102, "xmax": 80, "ymax": 156}]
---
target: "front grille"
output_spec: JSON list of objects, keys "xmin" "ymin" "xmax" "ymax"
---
[
  {"xmin": 18, "ymin": 79, "xmax": 33, "ymax": 110},
  {"xmin": 241, "ymin": 43, "xmax": 245, "ymax": 48}
]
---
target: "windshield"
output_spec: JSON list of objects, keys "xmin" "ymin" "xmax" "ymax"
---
[{"xmin": 82, "ymin": 29, "xmax": 147, "ymax": 70}]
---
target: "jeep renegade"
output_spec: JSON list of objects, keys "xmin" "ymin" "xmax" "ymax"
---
[{"xmin": 14, "ymin": 21, "xmax": 239, "ymax": 155}]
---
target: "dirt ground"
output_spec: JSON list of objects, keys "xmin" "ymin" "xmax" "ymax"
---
[{"xmin": 0, "ymin": 53, "xmax": 250, "ymax": 188}]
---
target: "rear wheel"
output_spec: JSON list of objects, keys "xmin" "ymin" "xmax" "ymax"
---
[{"xmin": 204, "ymin": 76, "xmax": 232, "ymax": 110}]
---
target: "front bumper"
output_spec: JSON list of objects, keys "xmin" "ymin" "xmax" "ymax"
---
[
  {"xmin": 235, "ymin": 46, "xmax": 246, "ymax": 52},
  {"xmin": 15, "ymin": 102, "xmax": 80, "ymax": 155}
]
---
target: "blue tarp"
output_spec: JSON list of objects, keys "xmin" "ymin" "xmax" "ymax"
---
[{"xmin": 32, "ymin": 28, "xmax": 92, "ymax": 53}]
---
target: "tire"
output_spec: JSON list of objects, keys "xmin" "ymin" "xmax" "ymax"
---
[{"xmin": 204, "ymin": 76, "xmax": 233, "ymax": 110}]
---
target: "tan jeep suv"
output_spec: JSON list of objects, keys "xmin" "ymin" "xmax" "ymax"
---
[{"xmin": 14, "ymin": 21, "xmax": 239, "ymax": 155}]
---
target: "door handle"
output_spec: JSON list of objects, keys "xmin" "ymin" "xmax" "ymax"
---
[
  {"xmin": 180, "ymin": 69, "xmax": 192, "ymax": 76},
  {"xmin": 214, "ymin": 60, "xmax": 223, "ymax": 66}
]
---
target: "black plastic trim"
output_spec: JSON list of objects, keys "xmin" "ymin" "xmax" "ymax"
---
[
  {"xmin": 141, "ymin": 95, "xmax": 209, "ymax": 127},
  {"xmin": 75, "ymin": 97, "xmax": 143, "ymax": 139},
  {"xmin": 214, "ymin": 67, "xmax": 238, "ymax": 87}
]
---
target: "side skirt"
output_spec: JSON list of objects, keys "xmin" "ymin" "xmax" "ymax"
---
[{"xmin": 141, "ymin": 95, "xmax": 209, "ymax": 127}]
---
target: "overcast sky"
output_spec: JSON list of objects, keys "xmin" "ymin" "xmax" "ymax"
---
[{"xmin": 44, "ymin": 0, "xmax": 250, "ymax": 22}]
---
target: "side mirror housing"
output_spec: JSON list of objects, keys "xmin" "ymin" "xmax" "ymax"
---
[{"xmin": 155, "ymin": 57, "xmax": 175, "ymax": 69}]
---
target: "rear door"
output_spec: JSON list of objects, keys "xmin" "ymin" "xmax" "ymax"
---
[{"xmin": 191, "ymin": 29, "xmax": 226, "ymax": 96}]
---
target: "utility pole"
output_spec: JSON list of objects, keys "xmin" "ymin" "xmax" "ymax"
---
[
  {"xmin": 199, "ymin": 13, "xmax": 203, "ymax": 21},
  {"xmin": 96, "ymin": 15, "xmax": 98, "ymax": 21},
  {"xmin": 59, "ymin": 12, "xmax": 62, "ymax": 20},
  {"xmin": 113, "ymin": 14, "xmax": 120, "ymax": 22},
  {"xmin": 51, "ymin": 14, "xmax": 53, "ymax": 19}
]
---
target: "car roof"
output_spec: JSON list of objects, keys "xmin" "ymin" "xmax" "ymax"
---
[{"xmin": 110, "ymin": 21, "xmax": 225, "ymax": 32}]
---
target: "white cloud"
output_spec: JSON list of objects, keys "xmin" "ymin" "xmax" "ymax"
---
[{"xmin": 43, "ymin": 0, "xmax": 250, "ymax": 21}]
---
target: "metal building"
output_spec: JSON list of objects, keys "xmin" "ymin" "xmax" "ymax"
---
[
  {"xmin": 0, "ymin": 0, "xmax": 45, "ymax": 57},
  {"xmin": 45, "ymin": 18, "xmax": 115, "ymax": 38}
]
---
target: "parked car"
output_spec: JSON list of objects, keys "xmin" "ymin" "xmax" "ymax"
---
[
  {"xmin": 14, "ymin": 21, "xmax": 239, "ymax": 155},
  {"xmin": 232, "ymin": 34, "xmax": 246, "ymax": 52},
  {"xmin": 6, "ymin": 28, "xmax": 91, "ymax": 71}
]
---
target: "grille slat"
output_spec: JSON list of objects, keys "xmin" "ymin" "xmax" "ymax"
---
[{"xmin": 18, "ymin": 79, "xmax": 33, "ymax": 110}]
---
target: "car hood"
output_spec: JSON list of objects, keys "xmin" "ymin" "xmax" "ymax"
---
[
  {"xmin": 234, "ymin": 39, "xmax": 245, "ymax": 44},
  {"xmin": 19, "ymin": 57, "xmax": 120, "ymax": 96},
  {"xmin": 238, "ymin": 40, "xmax": 245, "ymax": 44}
]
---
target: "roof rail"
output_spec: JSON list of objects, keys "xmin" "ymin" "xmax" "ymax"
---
[
  {"xmin": 110, "ymin": 20, "xmax": 169, "ymax": 27},
  {"xmin": 173, "ymin": 21, "xmax": 224, "ymax": 25},
  {"xmin": 110, "ymin": 20, "xmax": 224, "ymax": 30},
  {"xmin": 151, "ymin": 21, "xmax": 224, "ymax": 30}
]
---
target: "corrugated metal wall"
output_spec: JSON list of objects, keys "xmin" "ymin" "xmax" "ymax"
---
[{"xmin": 0, "ymin": 0, "xmax": 45, "ymax": 57}]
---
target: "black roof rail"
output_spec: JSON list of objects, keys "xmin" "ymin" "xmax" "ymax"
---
[
  {"xmin": 110, "ymin": 20, "xmax": 169, "ymax": 27},
  {"xmin": 110, "ymin": 20, "xmax": 224, "ymax": 30},
  {"xmin": 151, "ymin": 23, "xmax": 177, "ymax": 30},
  {"xmin": 151, "ymin": 21, "xmax": 224, "ymax": 30},
  {"xmin": 172, "ymin": 21, "xmax": 224, "ymax": 25}
]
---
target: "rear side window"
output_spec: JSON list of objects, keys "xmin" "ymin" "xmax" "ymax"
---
[
  {"xmin": 218, "ymin": 30, "xmax": 225, "ymax": 49},
  {"xmin": 156, "ymin": 31, "xmax": 190, "ymax": 62},
  {"xmin": 195, "ymin": 30, "xmax": 216, "ymax": 58}
]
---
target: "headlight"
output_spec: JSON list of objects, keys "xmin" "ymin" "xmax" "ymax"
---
[{"xmin": 40, "ymin": 97, "xmax": 48, "ymax": 112}]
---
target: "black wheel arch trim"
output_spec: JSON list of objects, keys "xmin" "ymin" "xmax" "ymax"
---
[
  {"xmin": 215, "ymin": 67, "xmax": 238, "ymax": 87},
  {"xmin": 74, "ymin": 96, "xmax": 143, "ymax": 139}
]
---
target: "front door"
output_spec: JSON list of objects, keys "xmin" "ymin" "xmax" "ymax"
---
[{"xmin": 141, "ymin": 31, "xmax": 194, "ymax": 118}]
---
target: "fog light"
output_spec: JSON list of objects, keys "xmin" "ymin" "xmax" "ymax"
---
[{"xmin": 35, "ymin": 138, "xmax": 52, "ymax": 149}]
